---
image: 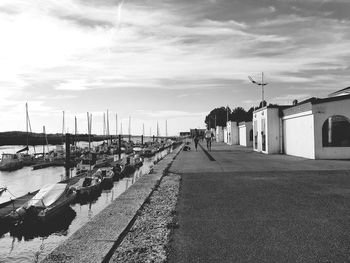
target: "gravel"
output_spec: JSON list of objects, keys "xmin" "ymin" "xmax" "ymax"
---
[{"xmin": 110, "ymin": 172, "xmax": 181, "ymax": 263}]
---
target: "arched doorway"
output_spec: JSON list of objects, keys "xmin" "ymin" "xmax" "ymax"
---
[{"xmin": 322, "ymin": 115, "xmax": 350, "ymax": 147}]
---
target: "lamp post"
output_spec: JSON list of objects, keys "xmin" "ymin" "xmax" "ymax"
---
[{"xmin": 248, "ymin": 72, "xmax": 268, "ymax": 107}]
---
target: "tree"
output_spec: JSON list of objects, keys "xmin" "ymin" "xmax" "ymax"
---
[{"xmin": 205, "ymin": 107, "xmax": 230, "ymax": 129}]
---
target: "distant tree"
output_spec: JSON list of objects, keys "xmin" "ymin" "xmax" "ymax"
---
[
  {"xmin": 204, "ymin": 107, "xmax": 231, "ymax": 129},
  {"xmin": 230, "ymin": 107, "xmax": 247, "ymax": 123},
  {"xmin": 245, "ymin": 107, "xmax": 254, "ymax": 121}
]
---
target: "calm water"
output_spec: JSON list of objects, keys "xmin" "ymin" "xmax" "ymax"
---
[{"xmin": 0, "ymin": 146, "xmax": 172, "ymax": 263}]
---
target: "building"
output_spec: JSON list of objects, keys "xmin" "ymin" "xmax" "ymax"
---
[
  {"xmin": 223, "ymin": 127, "xmax": 228, "ymax": 143},
  {"xmin": 282, "ymin": 95, "xmax": 350, "ymax": 159},
  {"xmin": 216, "ymin": 126, "xmax": 224, "ymax": 142},
  {"xmin": 179, "ymin": 132, "xmax": 191, "ymax": 137},
  {"xmin": 253, "ymin": 106, "xmax": 290, "ymax": 154},
  {"xmin": 227, "ymin": 121, "xmax": 239, "ymax": 145},
  {"xmin": 190, "ymin": 129, "xmax": 205, "ymax": 138},
  {"xmin": 238, "ymin": 122, "xmax": 253, "ymax": 147},
  {"xmin": 252, "ymin": 89, "xmax": 350, "ymax": 159}
]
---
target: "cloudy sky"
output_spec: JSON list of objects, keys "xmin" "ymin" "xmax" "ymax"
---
[{"xmin": 0, "ymin": 0, "xmax": 349, "ymax": 135}]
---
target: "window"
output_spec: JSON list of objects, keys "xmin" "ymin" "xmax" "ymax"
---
[{"xmin": 322, "ymin": 115, "xmax": 350, "ymax": 147}]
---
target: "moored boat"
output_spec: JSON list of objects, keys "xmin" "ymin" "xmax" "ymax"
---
[
  {"xmin": 9, "ymin": 183, "xmax": 76, "ymax": 223},
  {"xmin": 71, "ymin": 176, "xmax": 101, "ymax": 196}
]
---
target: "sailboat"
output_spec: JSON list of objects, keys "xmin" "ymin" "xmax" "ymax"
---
[{"xmin": 0, "ymin": 103, "xmax": 36, "ymax": 171}]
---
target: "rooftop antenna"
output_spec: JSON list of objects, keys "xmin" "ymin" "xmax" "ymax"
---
[{"xmin": 248, "ymin": 72, "xmax": 268, "ymax": 107}]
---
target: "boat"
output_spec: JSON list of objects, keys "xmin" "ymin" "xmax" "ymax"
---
[
  {"xmin": 94, "ymin": 167, "xmax": 114, "ymax": 187},
  {"xmin": 71, "ymin": 176, "xmax": 101, "ymax": 196},
  {"xmin": 9, "ymin": 183, "xmax": 76, "ymax": 223},
  {"xmin": 0, "ymin": 153, "xmax": 24, "ymax": 171}
]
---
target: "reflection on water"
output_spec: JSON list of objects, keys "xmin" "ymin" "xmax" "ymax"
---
[{"xmin": 0, "ymin": 146, "xmax": 173, "ymax": 263}]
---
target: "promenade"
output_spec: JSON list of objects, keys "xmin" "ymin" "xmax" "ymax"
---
[{"xmin": 168, "ymin": 141, "xmax": 350, "ymax": 263}]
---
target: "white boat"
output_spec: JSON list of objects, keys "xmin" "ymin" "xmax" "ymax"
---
[{"xmin": 10, "ymin": 183, "xmax": 76, "ymax": 222}]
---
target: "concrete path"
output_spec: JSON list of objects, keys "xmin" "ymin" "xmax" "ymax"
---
[{"xmin": 168, "ymin": 141, "xmax": 350, "ymax": 263}]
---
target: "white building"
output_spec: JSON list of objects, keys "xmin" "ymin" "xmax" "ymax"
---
[
  {"xmin": 253, "ymin": 106, "xmax": 288, "ymax": 154},
  {"xmin": 282, "ymin": 95, "xmax": 350, "ymax": 159},
  {"xmin": 223, "ymin": 127, "xmax": 228, "ymax": 143},
  {"xmin": 226, "ymin": 121, "xmax": 239, "ymax": 145},
  {"xmin": 238, "ymin": 122, "xmax": 253, "ymax": 147},
  {"xmin": 216, "ymin": 126, "xmax": 224, "ymax": 142},
  {"xmin": 252, "ymin": 90, "xmax": 350, "ymax": 159}
]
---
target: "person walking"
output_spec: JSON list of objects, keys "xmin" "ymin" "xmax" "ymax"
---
[
  {"xmin": 193, "ymin": 129, "xmax": 200, "ymax": 151},
  {"xmin": 205, "ymin": 128, "xmax": 213, "ymax": 151}
]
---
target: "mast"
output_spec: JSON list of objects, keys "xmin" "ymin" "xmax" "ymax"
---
[
  {"xmin": 165, "ymin": 120, "xmax": 168, "ymax": 137},
  {"xmin": 116, "ymin": 114, "xmax": 118, "ymax": 136},
  {"xmin": 74, "ymin": 116, "xmax": 77, "ymax": 147},
  {"xmin": 62, "ymin": 111, "xmax": 65, "ymax": 144},
  {"xmin": 142, "ymin": 123, "xmax": 145, "ymax": 136},
  {"xmin": 103, "ymin": 113, "xmax": 106, "ymax": 136},
  {"xmin": 26, "ymin": 103, "xmax": 28, "ymax": 149},
  {"xmin": 87, "ymin": 112, "xmax": 91, "ymax": 151},
  {"xmin": 42, "ymin": 125, "xmax": 45, "ymax": 156},
  {"xmin": 128, "ymin": 116, "xmax": 131, "ymax": 136},
  {"xmin": 106, "ymin": 110, "xmax": 110, "ymax": 136},
  {"xmin": 26, "ymin": 103, "xmax": 36, "ymax": 154},
  {"xmin": 44, "ymin": 125, "xmax": 49, "ymax": 154}
]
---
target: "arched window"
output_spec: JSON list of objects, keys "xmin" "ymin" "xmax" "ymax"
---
[{"xmin": 322, "ymin": 115, "xmax": 350, "ymax": 147}]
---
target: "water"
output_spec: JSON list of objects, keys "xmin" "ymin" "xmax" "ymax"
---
[{"xmin": 0, "ymin": 147, "xmax": 172, "ymax": 263}]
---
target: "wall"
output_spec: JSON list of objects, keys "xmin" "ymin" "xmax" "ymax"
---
[
  {"xmin": 238, "ymin": 122, "xmax": 253, "ymax": 147},
  {"xmin": 253, "ymin": 107, "xmax": 281, "ymax": 154},
  {"xmin": 223, "ymin": 128, "xmax": 228, "ymax": 143},
  {"xmin": 282, "ymin": 111, "xmax": 315, "ymax": 159},
  {"xmin": 313, "ymin": 99, "xmax": 350, "ymax": 159},
  {"xmin": 216, "ymin": 126, "xmax": 224, "ymax": 142},
  {"xmin": 227, "ymin": 121, "xmax": 239, "ymax": 145},
  {"xmin": 266, "ymin": 108, "xmax": 281, "ymax": 154}
]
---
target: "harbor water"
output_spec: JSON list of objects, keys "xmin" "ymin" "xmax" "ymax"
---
[{"xmin": 0, "ymin": 146, "xmax": 173, "ymax": 263}]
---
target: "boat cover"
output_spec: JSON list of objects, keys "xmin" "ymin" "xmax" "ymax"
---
[{"xmin": 27, "ymin": 183, "xmax": 68, "ymax": 208}]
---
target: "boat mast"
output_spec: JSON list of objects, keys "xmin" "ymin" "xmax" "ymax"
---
[
  {"xmin": 26, "ymin": 103, "xmax": 36, "ymax": 154},
  {"xmin": 44, "ymin": 125, "xmax": 49, "ymax": 155},
  {"xmin": 26, "ymin": 103, "xmax": 29, "ymax": 153},
  {"xmin": 74, "ymin": 116, "xmax": 77, "ymax": 147},
  {"xmin": 62, "ymin": 111, "xmax": 65, "ymax": 144}
]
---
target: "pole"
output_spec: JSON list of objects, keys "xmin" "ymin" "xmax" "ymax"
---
[
  {"xmin": 141, "ymin": 135, "xmax": 144, "ymax": 145},
  {"xmin": 65, "ymin": 133, "xmax": 70, "ymax": 178},
  {"xmin": 262, "ymin": 72, "xmax": 265, "ymax": 107},
  {"xmin": 87, "ymin": 112, "xmax": 91, "ymax": 151},
  {"xmin": 107, "ymin": 110, "xmax": 110, "ymax": 136},
  {"xmin": 118, "ymin": 134, "xmax": 121, "ymax": 160}
]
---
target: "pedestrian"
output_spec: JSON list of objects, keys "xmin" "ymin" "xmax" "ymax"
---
[
  {"xmin": 193, "ymin": 129, "xmax": 199, "ymax": 151},
  {"xmin": 205, "ymin": 128, "xmax": 213, "ymax": 151}
]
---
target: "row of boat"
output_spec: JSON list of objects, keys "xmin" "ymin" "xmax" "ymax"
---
[{"xmin": 2, "ymin": 140, "xmax": 176, "ymax": 227}]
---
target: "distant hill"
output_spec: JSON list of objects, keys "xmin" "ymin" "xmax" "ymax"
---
[{"xmin": 0, "ymin": 131, "xmax": 112, "ymax": 146}]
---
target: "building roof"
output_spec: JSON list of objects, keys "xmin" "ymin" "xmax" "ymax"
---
[
  {"xmin": 328, "ymin": 86, "xmax": 350, "ymax": 97},
  {"xmin": 283, "ymin": 94, "xmax": 350, "ymax": 117}
]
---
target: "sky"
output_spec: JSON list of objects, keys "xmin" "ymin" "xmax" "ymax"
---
[{"xmin": 0, "ymin": 0, "xmax": 349, "ymax": 135}]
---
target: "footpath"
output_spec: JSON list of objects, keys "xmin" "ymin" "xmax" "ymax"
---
[{"xmin": 167, "ymin": 141, "xmax": 350, "ymax": 263}]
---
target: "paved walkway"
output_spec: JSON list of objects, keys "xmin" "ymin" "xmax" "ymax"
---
[{"xmin": 168, "ymin": 141, "xmax": 350, "ymax": 263}]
